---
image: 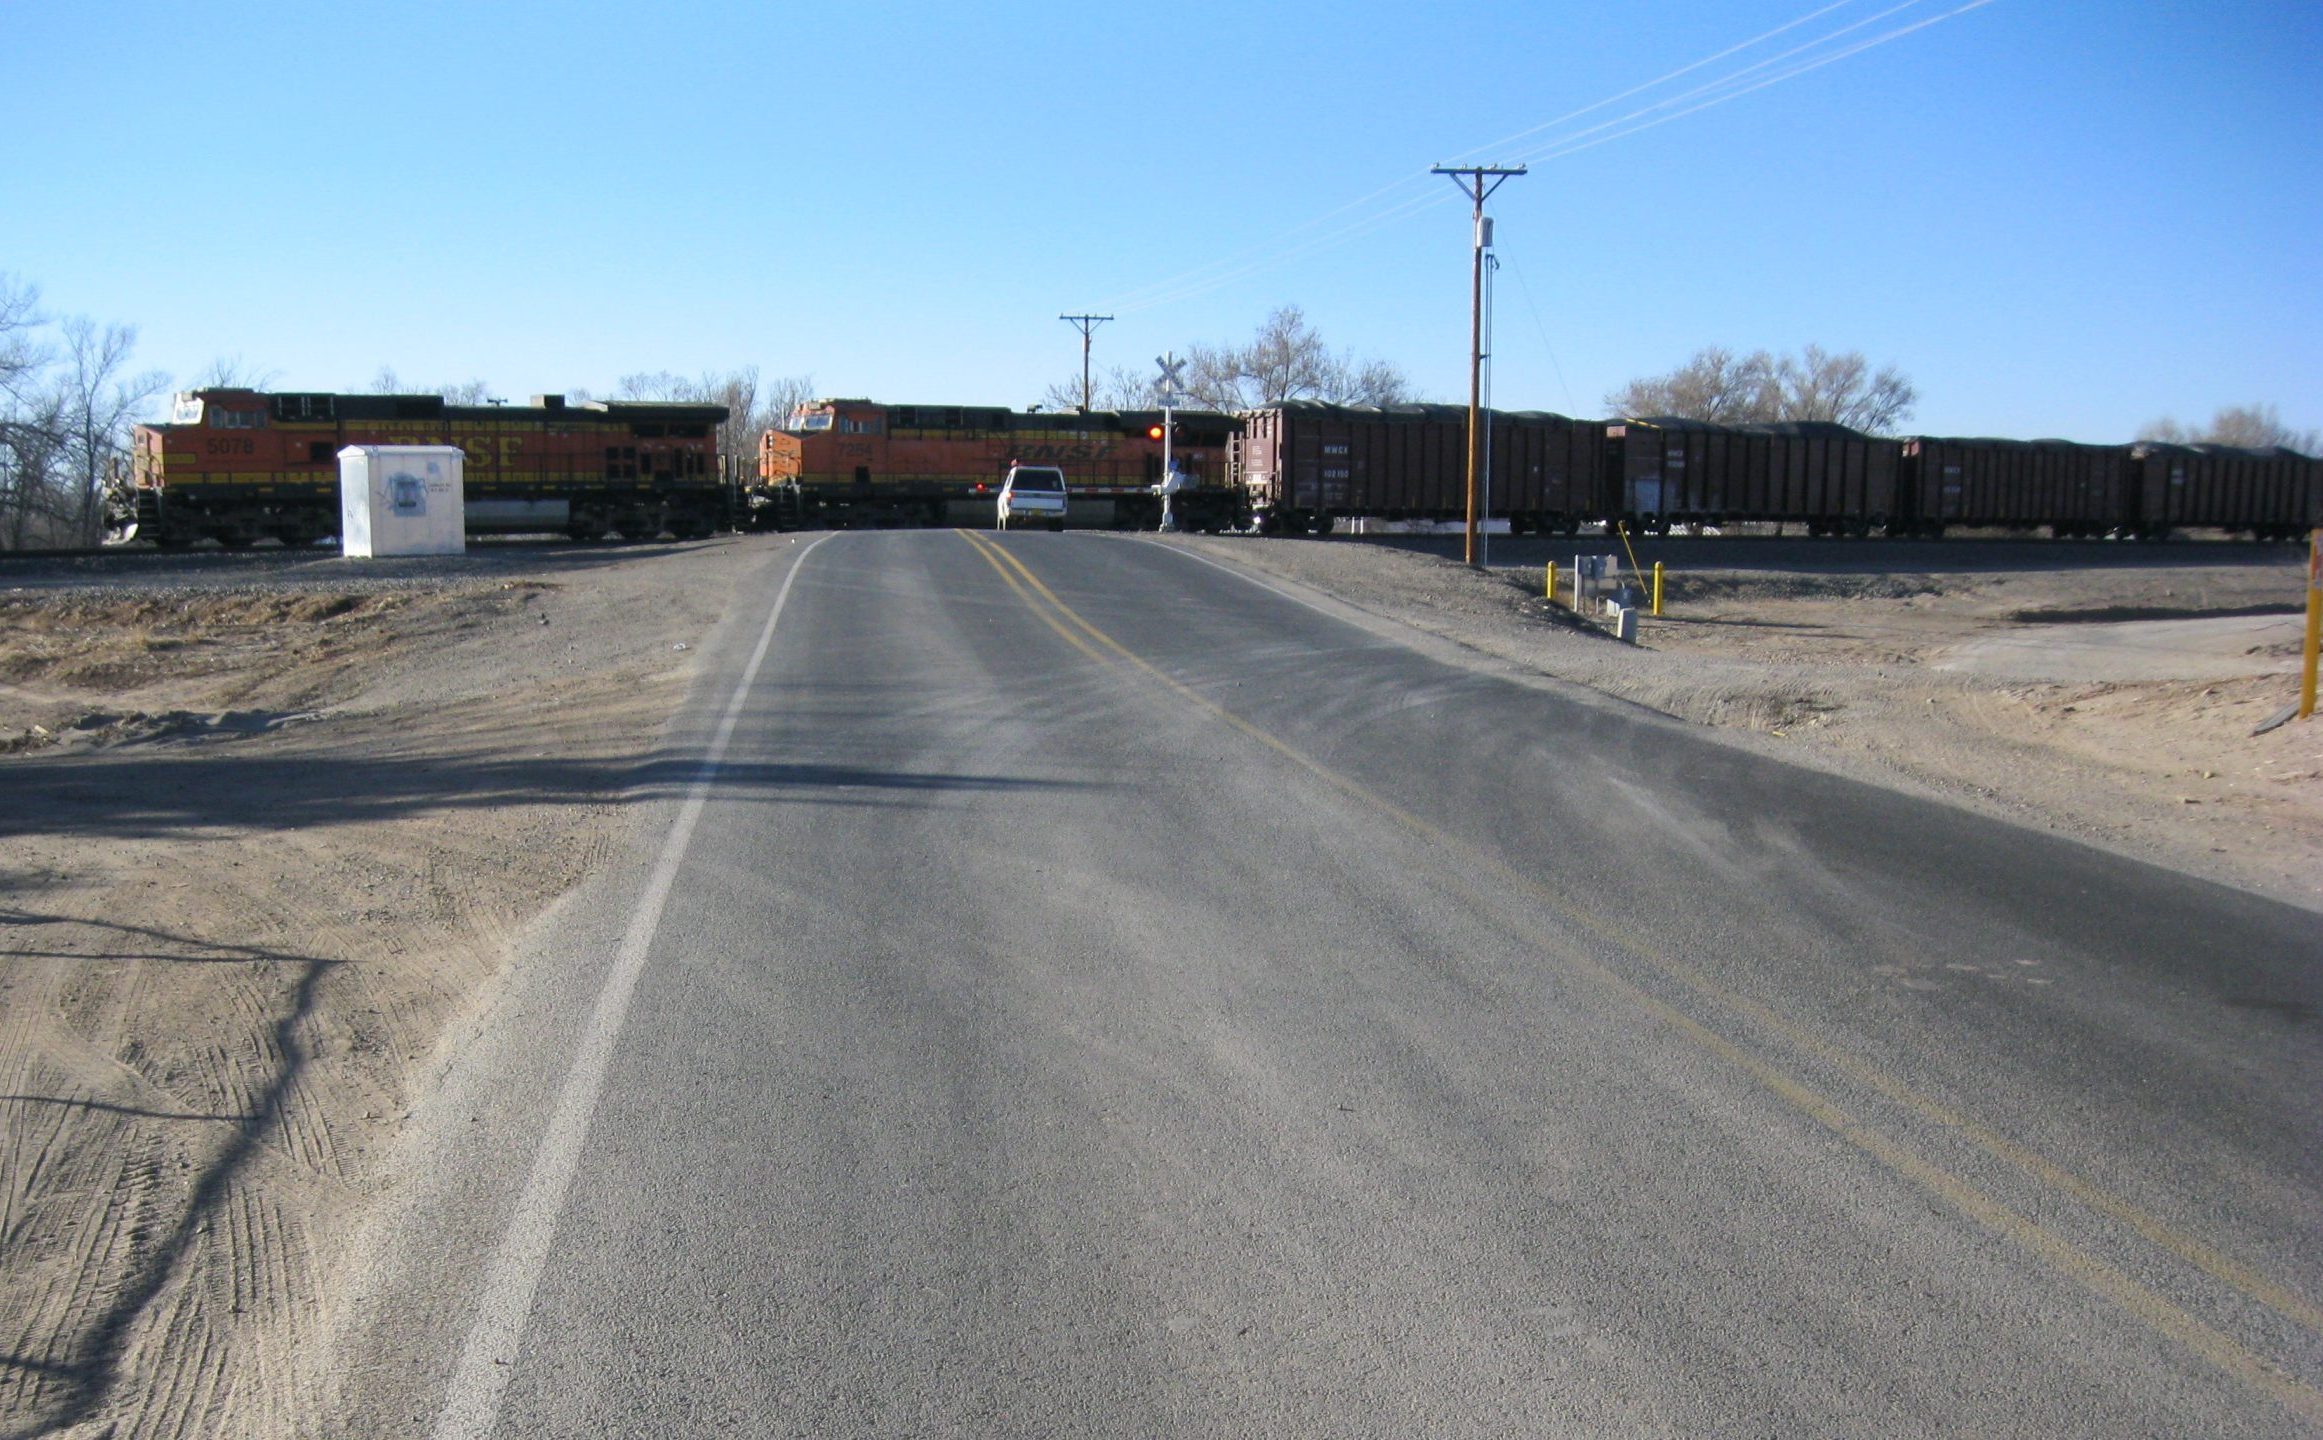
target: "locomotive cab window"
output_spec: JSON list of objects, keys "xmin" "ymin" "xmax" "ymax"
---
[{"xmin": 212, "ymin": 408, "xmax": 264, "ymax": 429}]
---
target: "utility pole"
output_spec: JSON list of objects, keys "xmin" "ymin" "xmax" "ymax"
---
[
  {"xmin": 1430, "ymin": 164, "xmax": 1524, "ymax": 568},
  {"xmin": 1059, "ymin": 314, "xmax": 1113, "ymax": 413}
]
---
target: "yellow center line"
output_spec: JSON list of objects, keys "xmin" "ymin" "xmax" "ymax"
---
[
  {"xmin": 960, "ymin": 531, "xmax": 2323, "ymax": 1421},
  {"xmin": 958, "ymin": 531, "xmax": 1116, "ymax": 669}
]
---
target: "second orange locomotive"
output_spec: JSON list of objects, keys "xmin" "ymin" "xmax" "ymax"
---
[{"xmin": 753, "ymin": 398, "xmax": 1242, "ymax": 532}]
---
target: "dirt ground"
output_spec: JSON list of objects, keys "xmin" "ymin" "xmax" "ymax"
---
[{"xmin": 1, "ymin": 529, "xmax": 2317, "ymax": 1437}]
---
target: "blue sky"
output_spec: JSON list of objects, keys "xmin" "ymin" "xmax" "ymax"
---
[{"xmin": 3, "ymin": 0, "xmax": 2316, "ymax": 443}]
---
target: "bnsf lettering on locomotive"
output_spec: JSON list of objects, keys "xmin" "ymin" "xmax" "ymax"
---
[
  {"xmin": 457, "ymin": 436, "xmax": 523, "ymax": 468},
  {"xmin": 1019, "ymin": 442, "xmax": 1118, "ymax": 465}
]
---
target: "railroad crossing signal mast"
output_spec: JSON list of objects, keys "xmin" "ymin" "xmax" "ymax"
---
[
  {"xmin": 1155, "ymin": 352, "xmax": 1187, "ymax": 532},
  {"xmin": 1431, "ymin": 164, "xmax": 1525, "ymax": 568},
  {"xmin": 1060, "ymin": 314, "xmax": 1113, "ymax": 412}
]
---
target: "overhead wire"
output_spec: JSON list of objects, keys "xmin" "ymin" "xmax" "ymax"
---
[
  {"xmin": 1097, "ymin": 0, "xmax": 1998, "ymax": 316},
  {"xmin": 1513, "ymin": 0, "xmax": 1998, "ymax": 167},
  {"xmin": 1501, "ymin": 254, "xmax": 1577, "ymax": 416},
  {"xmin": 1445, "ymin": 0, "xmax": 1868, "ymax": 164},
  {"xmin": 1102, "ymin": 3, "xmax": 1890, "ymax": 313},
  {"xmin": 1500, "ymin": 0, "xmax": 1936, "ymax": 166}
]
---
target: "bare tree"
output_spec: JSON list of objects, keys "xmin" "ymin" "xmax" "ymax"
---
[
  {"xmin": 1, "ymin": 389, "xmax": 65, "ymax": 549},
  {"xmin": 760, "ymin": 372, "xmax": 815, "ymax": 432},
  {"xmin": 0, "ymin": 288, "xmax": 166, "ymax": 547},
  {"xmin": 190, "ymin": 355, "xmax": 278, "ymax": 390},
  {"xmin": 1606, "ymin": 344, "xmax": 1915, "ymax": 432},
  {"xmin": 617, "ymin": 366, "xmax": 814, "ymax": 463},
  {"xmin": 0, "ymin": 276, "xmax": 45, "ymax": 407},
  {"xmin": 0, "ymin": 278, "xmax": 57, "ymax": 547},
  {"xmin": 367, "ymin": 367, "xmax": 493, "ymax": 403},
  {"xmin": 1040, "ymin": 364, "xmax": 1158, "ymax": 412},
  {"xmin": 2141, "ymin": 402, "xmax": 2319, "ymax": 454},
  {"xmin": 1340, "ymin": 358, "xmax": 1413, "ymax": 407},
  {"xmin": 1774, "ymin": 345, "xmax": 1916, "ymax": 431},
  {"xmin": 56, "ymin": 317, "xmax": 166, "ymax": 543},
  {"xmin": 1179, "ymin": 306, "xmax": 1415, "ymax": 411},
  {"xmin": 1606, "ymin": 346, "xmax": 1777, "ymax": 423}
]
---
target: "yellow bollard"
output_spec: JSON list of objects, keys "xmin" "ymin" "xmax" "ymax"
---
[
  {"xmin": 1545, "ymin": 560, "xmax": 1558, "ymax": 605},
  {"xmin": 1651, "ymin": 561, "xmax": 1664, "ymax": 617}
]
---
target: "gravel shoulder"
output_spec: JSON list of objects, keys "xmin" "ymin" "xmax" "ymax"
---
[{"xmin": 1, "ymin": 528, "xmax": 2315, "ymax": 1436}]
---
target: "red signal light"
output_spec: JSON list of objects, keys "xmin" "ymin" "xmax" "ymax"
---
[{"xmin": 1146, "ymin": 425, "xmax": 1165, "ymax": 441}]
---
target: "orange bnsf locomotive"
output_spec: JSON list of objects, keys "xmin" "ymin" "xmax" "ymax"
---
[
  {"xmin": 752, "ymin": 398, "xmax": 1244, "ymax": 532},
  {"xmin": 125, "ymin": 389, "xmax": 730, "ymax": 548}
]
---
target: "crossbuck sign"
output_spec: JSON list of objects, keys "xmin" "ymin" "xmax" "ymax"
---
[{"xmin": 1155, "ymin": 353, "xmax": 1186, "ymax": 409}]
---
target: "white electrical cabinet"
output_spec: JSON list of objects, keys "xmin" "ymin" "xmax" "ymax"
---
[{"xmin": 338, "ymin": 446, "xmax": 466, "ymax": 557}]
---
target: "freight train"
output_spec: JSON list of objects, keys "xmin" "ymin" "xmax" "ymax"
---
[
  {"xmin": 1229, "ymin": 402, "xmax": 2321, "ymax": 541},
  {"xmin": 120, "ymin": 389, "xmax": 730, "ymax": 548},
  {"xmin": 118, "ymin": 387, "xmax": 2317, "ymax": 549},
  {"xmin": 750, "ymin": 398, "xmax": 1242, "ymax": 532}
]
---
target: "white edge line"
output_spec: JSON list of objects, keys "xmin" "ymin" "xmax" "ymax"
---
[{"xmin": 429, "ymin": 533, "xmax": 836, "ymax": 1440}]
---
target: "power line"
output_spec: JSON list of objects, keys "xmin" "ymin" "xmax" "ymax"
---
[
  {"xmin": 1108, "ymin": 2, "xmax": 1887, "ymax": 314},
  {"xmin": 1449, "ymin": 0, "xmax": 1875, "ymax": 163},
  {"xmin": 1518, "ymin": 0, "xmax": 1999, "ymax": 167},
  {"xmin": 1501, "ymin": 252, "xmax": 1577, "ymax": 416},
  {"xmin": 1094, "ymin": 0, "xmax": 2000, "ymax": 317}
]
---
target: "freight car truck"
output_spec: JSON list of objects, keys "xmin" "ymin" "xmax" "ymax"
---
[{"xmin": 752, "ymin": 399, "xmax": 1243, "ymax": 531}]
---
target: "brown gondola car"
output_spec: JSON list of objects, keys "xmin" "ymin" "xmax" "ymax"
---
[
  {"xmin": 754, "ymin": 399, "xmax": 1241, "ymax": 531},
  {"xmin": 1601, "ymin": 417, "xmax": 1900, "ymax": 534},
  {"xmin": 1895, "ymin": 436, "xmax": 2132, "ymax": 537},
  {"xmin": 1235, "ymin": 402, "xmax": 1600, "ymax": 535},
  {"xmin": 2128, "ymin": 441, "xmax": 2319, "ymax": 540},
  {"xmin": 127, "ymin": 389, "xmax": 730, "ymax": 547},
  {"xmin": 1744, "ymin": 421, "xmax": 1902, "ymax": 533}
]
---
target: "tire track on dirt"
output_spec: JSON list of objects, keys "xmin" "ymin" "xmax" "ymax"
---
[{"xmin": 2, "ymin": 933, "xmax": 339, "ymax": 1438}]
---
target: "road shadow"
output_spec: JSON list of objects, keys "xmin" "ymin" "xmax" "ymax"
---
[
  {"xmin": 0, "ymin": 751, "xmax": 1105, "ymax": 845},
  {"xmin": 0, "ymin": 908, "xmax": 353, "ymax": 966},
  {"xmin": 0, "ymin": 533, "xmax": 757, "ymax": 593}
]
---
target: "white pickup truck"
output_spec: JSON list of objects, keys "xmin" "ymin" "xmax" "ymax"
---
[{"xmin": 996, "ymin": 465, "xmax": 1068, "ymax": 531}]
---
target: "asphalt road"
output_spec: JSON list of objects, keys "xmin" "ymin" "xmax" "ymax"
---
[{"xmin": 337, "ymin": 531, "xmax": 2322, "ymax": 1437}]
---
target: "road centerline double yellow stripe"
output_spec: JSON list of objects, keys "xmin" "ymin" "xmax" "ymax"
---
[{"xmin": 956, "ymin": 529, "xmax": 2323, "ymax": 1422}]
